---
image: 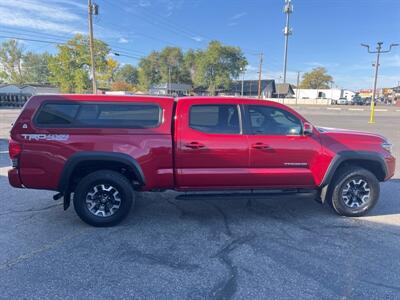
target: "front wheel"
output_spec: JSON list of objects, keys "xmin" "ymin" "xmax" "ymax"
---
[
  {"xmin": 73, "ymin": 170, "xmax": 134, "ymax": 227},
  {"xmin": 328, "ymin": 166, "xmax": 380, "ymax": 217}
]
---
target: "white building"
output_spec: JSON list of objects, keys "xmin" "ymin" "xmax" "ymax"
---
[
  {"xmin": 0, "ymin": 84, "xmax": 60, "ymax": 107},
  {"xmin": 293, "ymin": 88, "xmax": 355, "ymax": 101}
]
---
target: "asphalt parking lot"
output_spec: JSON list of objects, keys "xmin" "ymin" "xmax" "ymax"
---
[{"xmin": 0, "ymin": 107, "xmax": 399, "ymax": 299}]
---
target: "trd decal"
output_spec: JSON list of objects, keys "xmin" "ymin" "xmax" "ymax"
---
[{"xmin": 21, "ymin": 134, "xmax": 70, "ymax": 141}]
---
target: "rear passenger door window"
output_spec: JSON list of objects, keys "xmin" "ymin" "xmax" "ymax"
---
[{"xmin": 189, "ymin": 104, "xmax": 241, "ymax": 134}]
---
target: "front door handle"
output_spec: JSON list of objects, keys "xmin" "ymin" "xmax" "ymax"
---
[
  {"xmin": 184, "ymin": 142, "xmax": 205, "ymax": 149},
  {"xmin": 251, "ymin": 142, "xmax": 272, "ymax": 150}
]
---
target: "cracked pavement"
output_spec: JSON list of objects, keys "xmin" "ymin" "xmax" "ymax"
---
[{"xmin": 0, "ymin": 109, "xmax": 400, "ymax": 299}]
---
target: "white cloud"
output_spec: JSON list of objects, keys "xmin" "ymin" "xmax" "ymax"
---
[
  {"xmin": 0, "ymin": 8, "xmax": 80, "ymax": 34},
  {"xmin": 118, "ymin": 37, "xmax": 129, "ymax": 44},
  {"xmin": 0, "ymin": 0, "xmax": 81, "ymax": 22},
  {"xmin": 230, "ymin": 12, "xmax": 247, "ymax": 20},
  {"xmin": 0, "ymin": 0, "xmax": 83, "ymax": 35},
  {"xmin": 191, "ymin": 36, "xmax": 203, "ymax": 42}
]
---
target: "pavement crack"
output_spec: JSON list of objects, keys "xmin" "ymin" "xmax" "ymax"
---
[
  {"xmin": 210, "ymin": 233, "xmax": 256, "ymax": 300},
  {"xmin": 205, "ymin": 202, "xmax": 232, "ymax": 237},
  {"xmin": 361, "ymin": 280, "xmax": 400, "ymax": 292},
  {"xmin": 120, "ymin": 247, "xmax": 199, "ymax": 271},
  {"xmin": 0, "ymin": 203, "xmax": 62, "ymax": 216},
  {"xmin": 0, "ymin": 228, "xmax": 88, "ymax": 272}
]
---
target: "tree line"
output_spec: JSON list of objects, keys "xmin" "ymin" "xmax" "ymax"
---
[
  {"xmin": 0, "ymin": 34, "xmax": 247, "ymax": 94},
  {"xmin": 0, "ymin": 34, "xmax": 334, "ymax": 93}
]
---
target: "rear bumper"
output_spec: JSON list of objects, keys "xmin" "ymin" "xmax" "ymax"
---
[
  {"xmin": 8, "ymin": 168, "xmax": 23, "ymax": 188},
  {"xmin": 384, "ymin": 155, "xmax": 396, "ymax": 180}
]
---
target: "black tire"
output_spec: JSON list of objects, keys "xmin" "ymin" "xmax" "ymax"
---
[
  {"xmin": 328, "ymin": 166, "xmax": 380, "ymax": 217},
  {"xmin": 73, "ymin": 170, "xmax": 134, "ymax": 227}
]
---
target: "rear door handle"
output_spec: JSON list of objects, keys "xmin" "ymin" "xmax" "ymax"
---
[
  {"xmin": 251, "ymin": 142, "xmax": 272, "ymax": 150},
  {"xmin": 184, "ymin": 142, "xmax": 205, "ymax": 149}
]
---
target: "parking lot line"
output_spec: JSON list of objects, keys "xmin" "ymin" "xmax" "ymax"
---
[
  {"xmin": 327, "ymin": 107, "xmax": 341, "ymax": 110},
  {"xmin": 349, "ymin": 108, "xmax": 364, "ymax": 111},
  {"xmin": 375, "ymin": 109, "xmax": 388, "ymax": 112}
]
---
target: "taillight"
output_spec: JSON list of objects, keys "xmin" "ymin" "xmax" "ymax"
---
[{"xmin": 9, "ymin": 139, "xmax": 22, "ymax": 160}]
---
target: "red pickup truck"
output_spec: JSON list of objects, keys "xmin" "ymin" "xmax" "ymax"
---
[{"xmin": 8, "ymin": 95, "xmax": 395, "ymax": 226}]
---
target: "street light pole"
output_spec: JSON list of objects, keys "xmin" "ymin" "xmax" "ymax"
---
[
  {"xmin": 282, "ymin": 0, "xmax": 293, "ymax": 84},
  {"xmin": 361, "ymin": 42, "xmax": 398, "ymax": 123}
]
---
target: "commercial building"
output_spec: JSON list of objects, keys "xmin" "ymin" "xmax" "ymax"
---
[{"xmin": 293, "ymin": 88, "xmax": 355, "ymax": 101}]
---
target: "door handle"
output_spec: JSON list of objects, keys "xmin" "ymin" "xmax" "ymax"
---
[
  {"xmin": 251, "ymin": 142, "xmax": 272, "ymax": 150},
  {"xmin": 184, "ymin": 142, "xmax": 205, "ymax": 149}
]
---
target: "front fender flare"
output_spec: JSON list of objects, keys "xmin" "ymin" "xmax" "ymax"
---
[{"xmin": 318, "ymin": 151, "xmax": 388, "ymax": 203}]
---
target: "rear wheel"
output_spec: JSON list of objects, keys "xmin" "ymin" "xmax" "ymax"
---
[
  {"xmin": 328, "ymin": 166, "xmax": 380, "ymax": 217},
  {"xmin": 73, "ymin": 170, "xmax": 134, "ymax": 227}
]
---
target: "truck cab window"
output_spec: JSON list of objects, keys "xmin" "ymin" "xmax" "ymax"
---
[
  {"xmin": 189, "ymin": 104, "xmax": 241, "ymax": 134},
  {"xmin": 247, "ymin": 105, "xmax": 301, "ymax": 135}
]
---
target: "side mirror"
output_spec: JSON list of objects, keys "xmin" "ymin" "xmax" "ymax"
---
[{"xmin": 303, "ymin": 122, "xmax": 313, "ymax": 136}]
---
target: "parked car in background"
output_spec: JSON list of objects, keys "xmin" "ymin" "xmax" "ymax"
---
[
  {"xmin": 352, "ymin": 96, "xmax": 365, "ymax": 105},
  {"xmin": 337, "ymin": 98, "xmax": 348, "ymax": 105}
]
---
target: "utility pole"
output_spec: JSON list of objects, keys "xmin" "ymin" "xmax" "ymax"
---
[
  {"xmin": 88, "ymin": 0, "xmax": 98, "ymax": 94},
  {"xmin": 240, "ymin": 67, "xmax": 245, "ymax": 96},
  {"xmin": 361, "ymin": 42, "xmax": 398, "ymax": 123},
  {"xmin": 282, "ymin": 0, "xmax": 293, "ymax": 84},
  {"xmin": 257, "ymin": 52, "xmax": 263, "ymax": 99},
  {"xmin": 168, "ymin": 66, "xmax": 171, "ymax": 95},
  {"xmin": 295, "ymin": 71, "xmax": 300, "ymax": 105}
]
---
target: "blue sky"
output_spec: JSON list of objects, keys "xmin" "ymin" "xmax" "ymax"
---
[{"xmin": 0, "ymin": 0, "xmax": 399, "ymax": 90}]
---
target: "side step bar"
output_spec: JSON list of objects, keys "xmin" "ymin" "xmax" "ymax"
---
[{"xmin": 175, "ymin": 189, "xmax": 318, "ymax": 201}]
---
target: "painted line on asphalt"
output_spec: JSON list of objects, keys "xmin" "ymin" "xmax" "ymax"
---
[
  {"xmin": 327, "ymin": 107, "xmax": 341, "ymax": 110},
  {"xmin": 396, "ymin": 109, "xmax": 400, "ymax": 112},
  {"xmin": 375, "ymin": 109, "xmax": 388, "ymax": 112},
  {"xmin": 349, "ymin": 108, "xmax": 364, "ymax": 111}
]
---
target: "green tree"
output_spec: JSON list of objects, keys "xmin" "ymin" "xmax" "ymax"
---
[
  {"xmin": 158, "ymin": 47, "xmax": 191, "ymax": 84},
  {"xmin": 0, "ymin": 40, "xmax": 25, "ymax": 84},
  {"xmin": 48, "ymin": 34, "xmax": 110, "ymax": 93},
  {"xmin": 184, "ymin": 49, "xmax": 200, "ymax": 83},
  {"xmin": 115, "ymin": 64, "xmax": 138, "ymax": 85},
  {"xmin": 138, "ymin": 47, "xmax": 192, "ymax": 90},
  {"xmin": 23, "ymin": 52, "xmax": 52, "ymax": 84},
  {"xmin": 137, "ymin": 51, "xmax": 162, "ymax": 90},
  {"xmin": 97, "ymin": 57, "xmax": 119, "ymax": 88},
  {"xmin": 299, "ymin": 67, "xmax": 333, "ymax": 89},
  {"xmin": 193, "ymin": 41, "xmax": 247, "ymax": 95}
]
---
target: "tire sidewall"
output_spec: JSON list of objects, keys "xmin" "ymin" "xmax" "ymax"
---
[
  {"xmin": 74, "ymin": 171, "xmax": 134, "ymax": 226},
  {"xmin": 331, "ymin": 168, "xmax": 380, "ymax": 217}
]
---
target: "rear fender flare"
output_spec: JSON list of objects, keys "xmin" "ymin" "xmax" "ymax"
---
[{"xmin": 58, "ymin": 151, "xmax": 145, "ymax": 193}]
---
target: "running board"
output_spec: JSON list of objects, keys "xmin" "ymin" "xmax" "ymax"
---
[{"xmin": 175, "ymin": 189, "xmax": 318, "ymax": 201}]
